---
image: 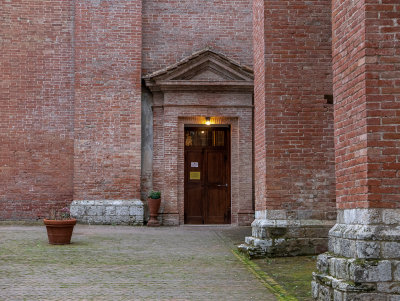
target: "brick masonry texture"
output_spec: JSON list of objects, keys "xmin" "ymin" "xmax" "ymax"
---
[
  {"xmin": 254, "ymin": 0, "xmax": 336, "ymax": 219},
  {"xmin": 73, "ymin": 0, "xmax": 142, "ymax": 201},
  {"xmin": 142, "ymin": 0, "xmax": 253, "ymax": 75},
  {"xmin": 332, "ymin": 0, "xmax": 400, "ymax": 210},
  {"xmin": 0, "ymin": 0, "xmax": 75, "ymax": 219},
  {"xmin": 313, "ymin": 0, "xmax": 400, "ymax": 299},
  {"xmin": 0, "ymin": 0, "xmax": 142, "ymax": 219}
]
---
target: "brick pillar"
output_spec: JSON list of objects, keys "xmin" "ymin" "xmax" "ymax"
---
[
  {"xmin": 240, "ymin": 0, "xmax": 336, "ymax": 257},
  {"xmin": 312, "ymin": 0, "xmax": 400, "ymax": 299},
  {"xmin": 71, "ymin": 1, "xmax": 143, "ymax": 224}
]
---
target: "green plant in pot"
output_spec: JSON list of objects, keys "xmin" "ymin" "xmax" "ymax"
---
[
  {"xmin": 43, "ymin": 207, "xmax": 76, "ymax": 245},
  {"xmin": 147, "ymin": 190, "xmax": 161, "ymax": 227}
]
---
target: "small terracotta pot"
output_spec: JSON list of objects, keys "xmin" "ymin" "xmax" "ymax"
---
[
  {"xmin": 147, "ymin": 198, "xmax": 161, "ymax": 227},
  {"xmin": 43, "ymin": 219, "xmax": 77, "ymax": 245}
]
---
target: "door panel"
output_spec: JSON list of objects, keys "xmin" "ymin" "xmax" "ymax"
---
[
  {"xmin": 205, "ymin": 150, "xmax": 227, "ymax": 224},
  {"xmin": 184, "ymin": 127, "xmax": 230, "ymax": 224},
  {"xmin": 206, "ymin": 151, "xmax": 224, "ymax": 184},
  {"xmin": 184, "ymin": 150, "xmax": 203, "ymax": 224},
  {"xmin": 206, "ymin": 188, "xmax": 227, "ymax": 224}
]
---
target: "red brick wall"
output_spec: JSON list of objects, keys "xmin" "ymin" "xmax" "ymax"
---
[
  {"xmin": 333, "ymin": 0, "xmax": 400, "ymax": 209},
  {"xmin": 142, "ymin": 0, "xmax": 253, "ymax": 75},
  {"xmin": 254, "ymin": 0, "xmax": 336, "ymax": 219},
  {"xmin": 73, "ymin": 0, "xmax": 142, "ymax": 200},
  {"xmin": 0, "ymin": 0, "xmax": 75, "ymax": 219}
]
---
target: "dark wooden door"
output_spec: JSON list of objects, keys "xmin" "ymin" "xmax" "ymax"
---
[{"xmin": 184, "ymin": 127, "xmax": 230, "ymax": 224}]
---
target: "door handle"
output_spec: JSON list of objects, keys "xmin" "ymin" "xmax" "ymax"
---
[{"xmin": 217, "ymin": 184, "xmax": 228, "ymax": 187}]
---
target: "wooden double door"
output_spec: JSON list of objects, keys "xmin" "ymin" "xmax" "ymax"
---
[{"xmin": 184, "ymin": 127, "xmax": 231, "ymax": 224}]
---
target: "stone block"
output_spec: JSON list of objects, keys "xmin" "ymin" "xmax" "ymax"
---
[
  {"xmin": 116, "ymin": 206, "xmax": 129, "ymax": 216},
  {"xmin": 318, "ymin": 284, "xmax": 333, "ymax": 301},
  {"xmin": 129, "ymin": 206, "xmax": 141, "ymax": 216},
  {"xmin": 87, "ymin": 206, "xmax": 103, "ymax": 216},
  {"xmin": 316, "ymin": 253, "xmax": 332, "ymax": 274},
  {"xmin": 393, "ymin": 261, "xmax": 400, "ymax": 281},
  {"xmin": 381, "ymin": 227, "xmax": 400, "ymax": 241},
  {"xmin": 383, "ymin": 210, "xmax": 400, "ymax": 225},
  {"xmin": 339, "ymin": 238, "xmax": 356, "ymax": 258},
  {"xmin": 105, "ymin": 206, "xmax": 116, "ymax": 216},
  {"xmin": 343, "ymin": 209, "xmax": 382, "ymax": 225},
  {"xmin": 267, "ymin": 227, "xmax": 287, "ymax": 238},
  {"xmin": 71, "ymin": 199, "xmax": 144, "ymax": 225},
  {"xmin": 252, "ymin": 237, "xmax": 273, "ymax": 249},
  {"xmin": 311, "ymin": 280, "xmax": 319, "ymax": 299},
  {"xmin": 344, "ymin": 293, "xmax": 388, "ymax": 301},
  {"xmin": 334, "ymin": 258, "xmax": 349, "ymax": 280},
  {"xmin": 333, "ymin": 290, "xmax": 343, "ymax": 301},
  {"xmin": 390, "ymin": 295, "xmax": 400, "ymax": 301},
  {"xmin": 349, "ymin": 260, "xmax": 391, "ymax": 282},
  {"xmin": 383, "ymin": 242, "xmax": 400, "ymax": 259},
  {"xmin": 377, "ymin": 282, "xmax": 400, "ymax": 294},
  {"xmin": 356, "ymin": 241, "xmax": 381, "ymax": 259}
]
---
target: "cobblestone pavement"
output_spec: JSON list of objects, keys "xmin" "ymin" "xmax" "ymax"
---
[{"xmin": 0, "ymin": 224, "xmax": 276, "ymax": 300}]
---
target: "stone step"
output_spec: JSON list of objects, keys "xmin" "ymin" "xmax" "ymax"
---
[{"xmin": 237, "ymin": 239, "xmax": 265, "ymax": 259}]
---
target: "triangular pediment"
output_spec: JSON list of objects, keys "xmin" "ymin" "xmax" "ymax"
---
[{"xmin": 144, "ymin": 49, "xmax": 254, "ymax": 92}]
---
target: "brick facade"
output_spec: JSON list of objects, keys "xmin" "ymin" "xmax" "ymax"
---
[
  {"xmin": 313, "ymin": 0, "xmax": 400, "ymax": 299},
  {"xmin": 0, "ymin": 0, "xmax": 75, "ymax": 219},
  {"xmin": 260, "ymin": 0, "xmax": 335, "ymax": 216},
  {"xmin": 0, "ymin": 0, "xmax": 142, "ymax": 219},
  {"xmin": 240, "ymin": 0, "xmax": 337, "ymax": 257},
  {"xmin": 1, "ymin": 6, "xmax": 399, "ymax": 296},
  {"xmin": 142, "ymin": 0, "xmax": 253, "ymax": 75},
  {"xmin": 332, "ymin": 0, "xmax": 400, "ymax": 210},
  {"xmin": 73, "ymin": 0, "xmax": 142, "ymax": 201}
]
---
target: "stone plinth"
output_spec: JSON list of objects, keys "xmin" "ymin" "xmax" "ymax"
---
[
  {"xmin": 312, "ymin": 209, "xmax": 400, "ymax": 300},
  {"xmin": 238, "ymin": 210, "xmax": 335, "ymax": 258},
  {"xmin": 70, "ymin": 200, "xmax": 144, "ymax": 225}
]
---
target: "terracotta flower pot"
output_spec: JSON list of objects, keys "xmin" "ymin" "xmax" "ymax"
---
[
  {"xmin": 43, "ymin": 219, "xmax": 77, "ymax": 245},
  {"xmin": 147, "ymin": 198, "xmax": 161, "ymax": 227}
]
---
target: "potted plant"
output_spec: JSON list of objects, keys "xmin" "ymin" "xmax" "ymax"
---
[
  {"xmin": 147, "ymin": 190, "xmax": 161, "ymax": 227},
  {"xmin": 43, "ymin": 207, "xmax": 76, "ymax": 245}
]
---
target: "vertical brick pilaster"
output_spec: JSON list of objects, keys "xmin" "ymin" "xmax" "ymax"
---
[
  {"xmin": 313, "ymin": 1, "xmax": 400, "ymax": 299},
  {"xmin": 333, "ymin": 0, "xmax": 400, "ymax": 210},
  {"xmin": 253, "ymin": 0, "xmax": 267, "ymax": 211},
  {"xmin": 244, "ymin": 0, "xmax": 336, "ymax": 258}
]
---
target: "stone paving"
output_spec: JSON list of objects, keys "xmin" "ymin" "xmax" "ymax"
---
[{"xmin": 0, "ymin": 224, "xmax": 276, "ymax": 300}]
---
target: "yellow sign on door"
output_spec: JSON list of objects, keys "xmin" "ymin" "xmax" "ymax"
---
[{"xmin": 190, "ymin": 172, "xmax": 201, "ymax": 180}]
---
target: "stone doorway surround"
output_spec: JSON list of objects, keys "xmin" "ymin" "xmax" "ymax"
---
[{"xmin": 143, "ymin": 49, "xmax": 255, "ymax": 226}]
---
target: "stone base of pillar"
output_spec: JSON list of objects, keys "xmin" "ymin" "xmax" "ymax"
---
[
  {"xmin": 238, "ymin": 210, "xmax": 335, "ymax": 258},
  {"xmin": 312, "ymin": 209, "xmax": 400, "ymax": 300},
  {"xmin": 70, "ymin": 200, "xmax": 144, "ymax": 225}
]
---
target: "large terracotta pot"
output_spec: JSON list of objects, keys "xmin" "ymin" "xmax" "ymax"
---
[
  {"xmin": 43, "ymin": 219, "xmax": 77, "ymax": 245},
  {"xmin": 147, "ymin": 198, "xmax": 161, "ymax": 227}
]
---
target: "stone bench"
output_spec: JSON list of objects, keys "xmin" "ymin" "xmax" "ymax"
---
[{"xmin": 70, "ymin": 200, "xmax": 144, "ymax": 225}]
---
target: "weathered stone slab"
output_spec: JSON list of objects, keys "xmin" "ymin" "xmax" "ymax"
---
[{"xmin": 70, "ymin": 200, "xmax": 144, "ymax": 225}]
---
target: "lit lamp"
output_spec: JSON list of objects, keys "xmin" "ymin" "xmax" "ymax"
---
[{"xmin": 205, "ymin": 117, "xmax": 211, "ymax": 126}]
